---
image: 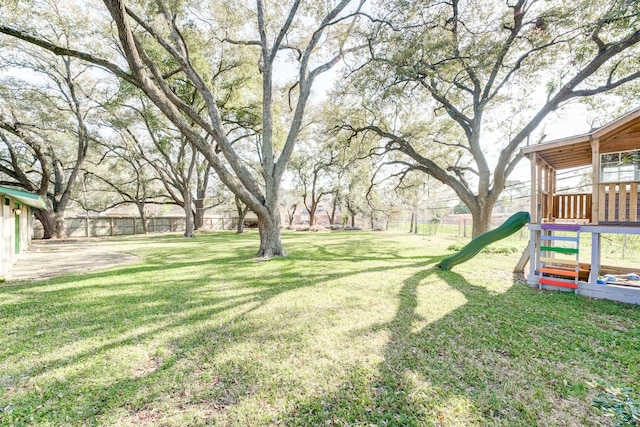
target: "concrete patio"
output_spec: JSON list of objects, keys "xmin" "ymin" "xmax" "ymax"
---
[{"xmin": 4, "ymin": 238, "xmax": 138, "ymax": 282}]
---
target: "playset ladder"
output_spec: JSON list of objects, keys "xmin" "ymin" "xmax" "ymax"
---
[{"xmin": 539, "ymin": 224, "xmax": 580, "ymax": 291}]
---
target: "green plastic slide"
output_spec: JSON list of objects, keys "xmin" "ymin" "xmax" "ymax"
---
[{"xmin": 436, "ymin": 211, "xmax": 530, "ymax": 271}]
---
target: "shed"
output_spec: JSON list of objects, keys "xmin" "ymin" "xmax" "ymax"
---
[{"xmin": 0, "ymin": 186, "xmax": 48, "ymax": 279}]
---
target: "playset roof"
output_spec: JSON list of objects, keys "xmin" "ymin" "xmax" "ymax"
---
[{"xmin": 522, "ymin": 106, "xmax": 640, "ymax": 170}]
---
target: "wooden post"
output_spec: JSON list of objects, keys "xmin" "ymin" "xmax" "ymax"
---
[
  {"xmin": 598, "ymin": 184, "xmax": 606, "ymax": 222},
  {"xmin": 620, "ymin": 183, "xmax": 629, "ymax": 222},
  {"xmin": 608, "ymin": 185, "xmax": 616, "ymax": 221},
  {"xmin": 630, "ymin": 182, "xmax": 638, "ymax": 222},
  {"xmin": 530, "ymin": 153, "xmax": 538, "ymax": 223},
  {"xmin": 546, "ymin": 166, "xmax": 554, "ymax": 221},
  {"xmin": 537, "ymin": 160, "xmax": 543, "ymax": 221},
  {"xmin": 589, "ymin": 231, "xmax": 601, "ymax": 285},
  {"xmin": 550, "ymin": 168, "xmax": 556, "ymax": 220},
  {"xmin": 591, "ymin": 137, "xmax": 600, "ymax": 225},
  {"xmin": 514, "ymin": 245, "xmax": 530, "ymax": 273},
  {"xmin": 527, "ymin": 227, "xmax": 539, "ymax": 286}
]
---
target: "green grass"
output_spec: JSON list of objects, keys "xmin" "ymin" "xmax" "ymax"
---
[{"xmin": 1, "ymin": 231, "xmax": 638, "ymax": 426}]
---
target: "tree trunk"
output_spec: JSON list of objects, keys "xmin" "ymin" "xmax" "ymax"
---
[
  {"xmin": 135, "ymin": 202, "xmax": 148, "ymax": 234},
  {"xmin": 235, "ymin": 196, "xmax": 248, "ymax": 234},
  {"xmin": 285, "ymin": 202, "xmax": 297, "ymax": 227},
  {"xmin": 194, "ymin": 197, "xmax": 205, "ymax": 230},
  {"xmin": 141, "ymin": 215, "xmax": 148, "ymax": 235},
  {"xmin": 34, "ymin": 202, "xmax": 67, "ymax": 239},
  {"xmin": 54, "ymin": 209, "xmax": 66, "ymax": 239},
  {"xmin": 194, "ymin": 163, "xmax": 210, "ymax": 230},
  {"xmin": 183, "ymin": 211, "xmax": 194, "ymax": 237},
  {"xmin": 329, "ymin": 197, "xmax": 338, "ymax": 225},
  {"xmin": 183, "ymin": 191, "xmax": 194, "ymax": 238},
  {"xmin": 308, "ymin": 205, "xmax": 316, "ymax": 227},
  {"xmin": 309, "ymin": 201, "xmax": 318, "ymax": 227},
  {"xmin": 303, "ymin": 194, "xmax": 318, "ymax": 227},
  {"xmin": 256, "ymin": 212, "xmax": 285, "ymax": 258},
  {"xmin": 183, "ymin": 206, "xmax": 194, "ymax": 237},
  {"xmin": 35, "ymin": 210, "xmax": 55, "ymax": 239},
  {"xmin": 236, "ymin": 208, "xmax": 247, "ymax": 234},
  {"xmin": 470, "ymin": 203, "xmax": 493, "ymax": 238},
  {"xmin": 413, "ymin": 214, "xmax": 418, "ymax": 234},
  {"xmin": 288, "ymin": 211, "xmax": 295, "ymax": 227},
  {"xmin": 409, "ymin": 212, "xmax": 415, "ymax": 233}
]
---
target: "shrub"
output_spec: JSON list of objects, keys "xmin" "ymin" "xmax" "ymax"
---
[
  {"xmin": 590, "ymin": 382, "xmax": 640, "ymax": 426},
  {"xmin": 446, "ymin": 242, "xmax": 519, "ymax": 255},
  {"xmin": 447, "ymin": 242, "xmax": 465, "ymax": 252},
  {"xmin": 484, "ymin": 246, "xmax": 519, "ymax": 255}
]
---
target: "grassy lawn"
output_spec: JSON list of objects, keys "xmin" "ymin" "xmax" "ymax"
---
[{"xmin": 1, "ymin": 231, "xmax": 638, "ymax": 426}]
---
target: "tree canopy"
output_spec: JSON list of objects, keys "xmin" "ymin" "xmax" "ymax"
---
[
  {"xmin": 1, "ymin": 0, "xmax": 368, "ymax": 255},
  {"xmin": 335, "ymin": 0, "xmax": 640, "ymax": 236},
  {"xmin": 0, "ymin": 0, "xmax": 638, "ymax": 249}
]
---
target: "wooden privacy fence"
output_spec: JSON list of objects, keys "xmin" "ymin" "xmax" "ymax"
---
[{"xmin": 34, "ymin": 216, "xmax": 234, "ymax": 238}]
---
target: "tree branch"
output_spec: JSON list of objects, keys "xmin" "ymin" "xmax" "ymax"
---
[{"xmin": 0, "ymin": 25, "xmax": 137, "ymax": 87}]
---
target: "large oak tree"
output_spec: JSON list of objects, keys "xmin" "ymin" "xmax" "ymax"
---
[
  {"xmin": 1, "ymin": 0, "xmax": 366, "ymax": 256},
  {"xmin": 341, "ymin": 0, "xmax": 640, "ymax": 236},
  {"xmin": 0, "ymin": 40, "xmax": 113, "ymax": 238}
]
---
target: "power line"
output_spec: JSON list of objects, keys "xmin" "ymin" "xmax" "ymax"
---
[{"xmin": 391, "ymin": 164, "xmax": 593, "ymax": 215}]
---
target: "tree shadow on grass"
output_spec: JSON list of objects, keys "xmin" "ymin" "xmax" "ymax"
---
[
  {"xmin": 277, "ymin": 267, "xmax": 640, "ymax": 426},
  {"xmin": 0, "ymin": 233, "xmax": 446, "ymax": 425},
  {"xmin": 4, "ymin": 230, "xmax": 636, "ymax": 425}
]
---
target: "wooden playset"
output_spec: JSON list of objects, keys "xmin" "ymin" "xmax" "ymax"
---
[{"xmin": 521, "ymin": 107, "xmax": 640, "ymax": 304}]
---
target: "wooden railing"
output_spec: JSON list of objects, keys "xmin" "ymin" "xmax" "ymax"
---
[
  {"xmin": 598, "ymin": 182, "xmax": 640, "ymax": 222},
  {"xmin": 539, "ymin": 192, "xmax": 549, "ymax": 221},
  {"xmin": 552, "ymin": 193, "xmax": 592, "ymax": 221}
]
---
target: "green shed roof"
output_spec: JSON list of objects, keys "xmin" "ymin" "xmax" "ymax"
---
[{"xmin": 0, "ymin": 186, "xmax": 48, "ymax": 210}]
